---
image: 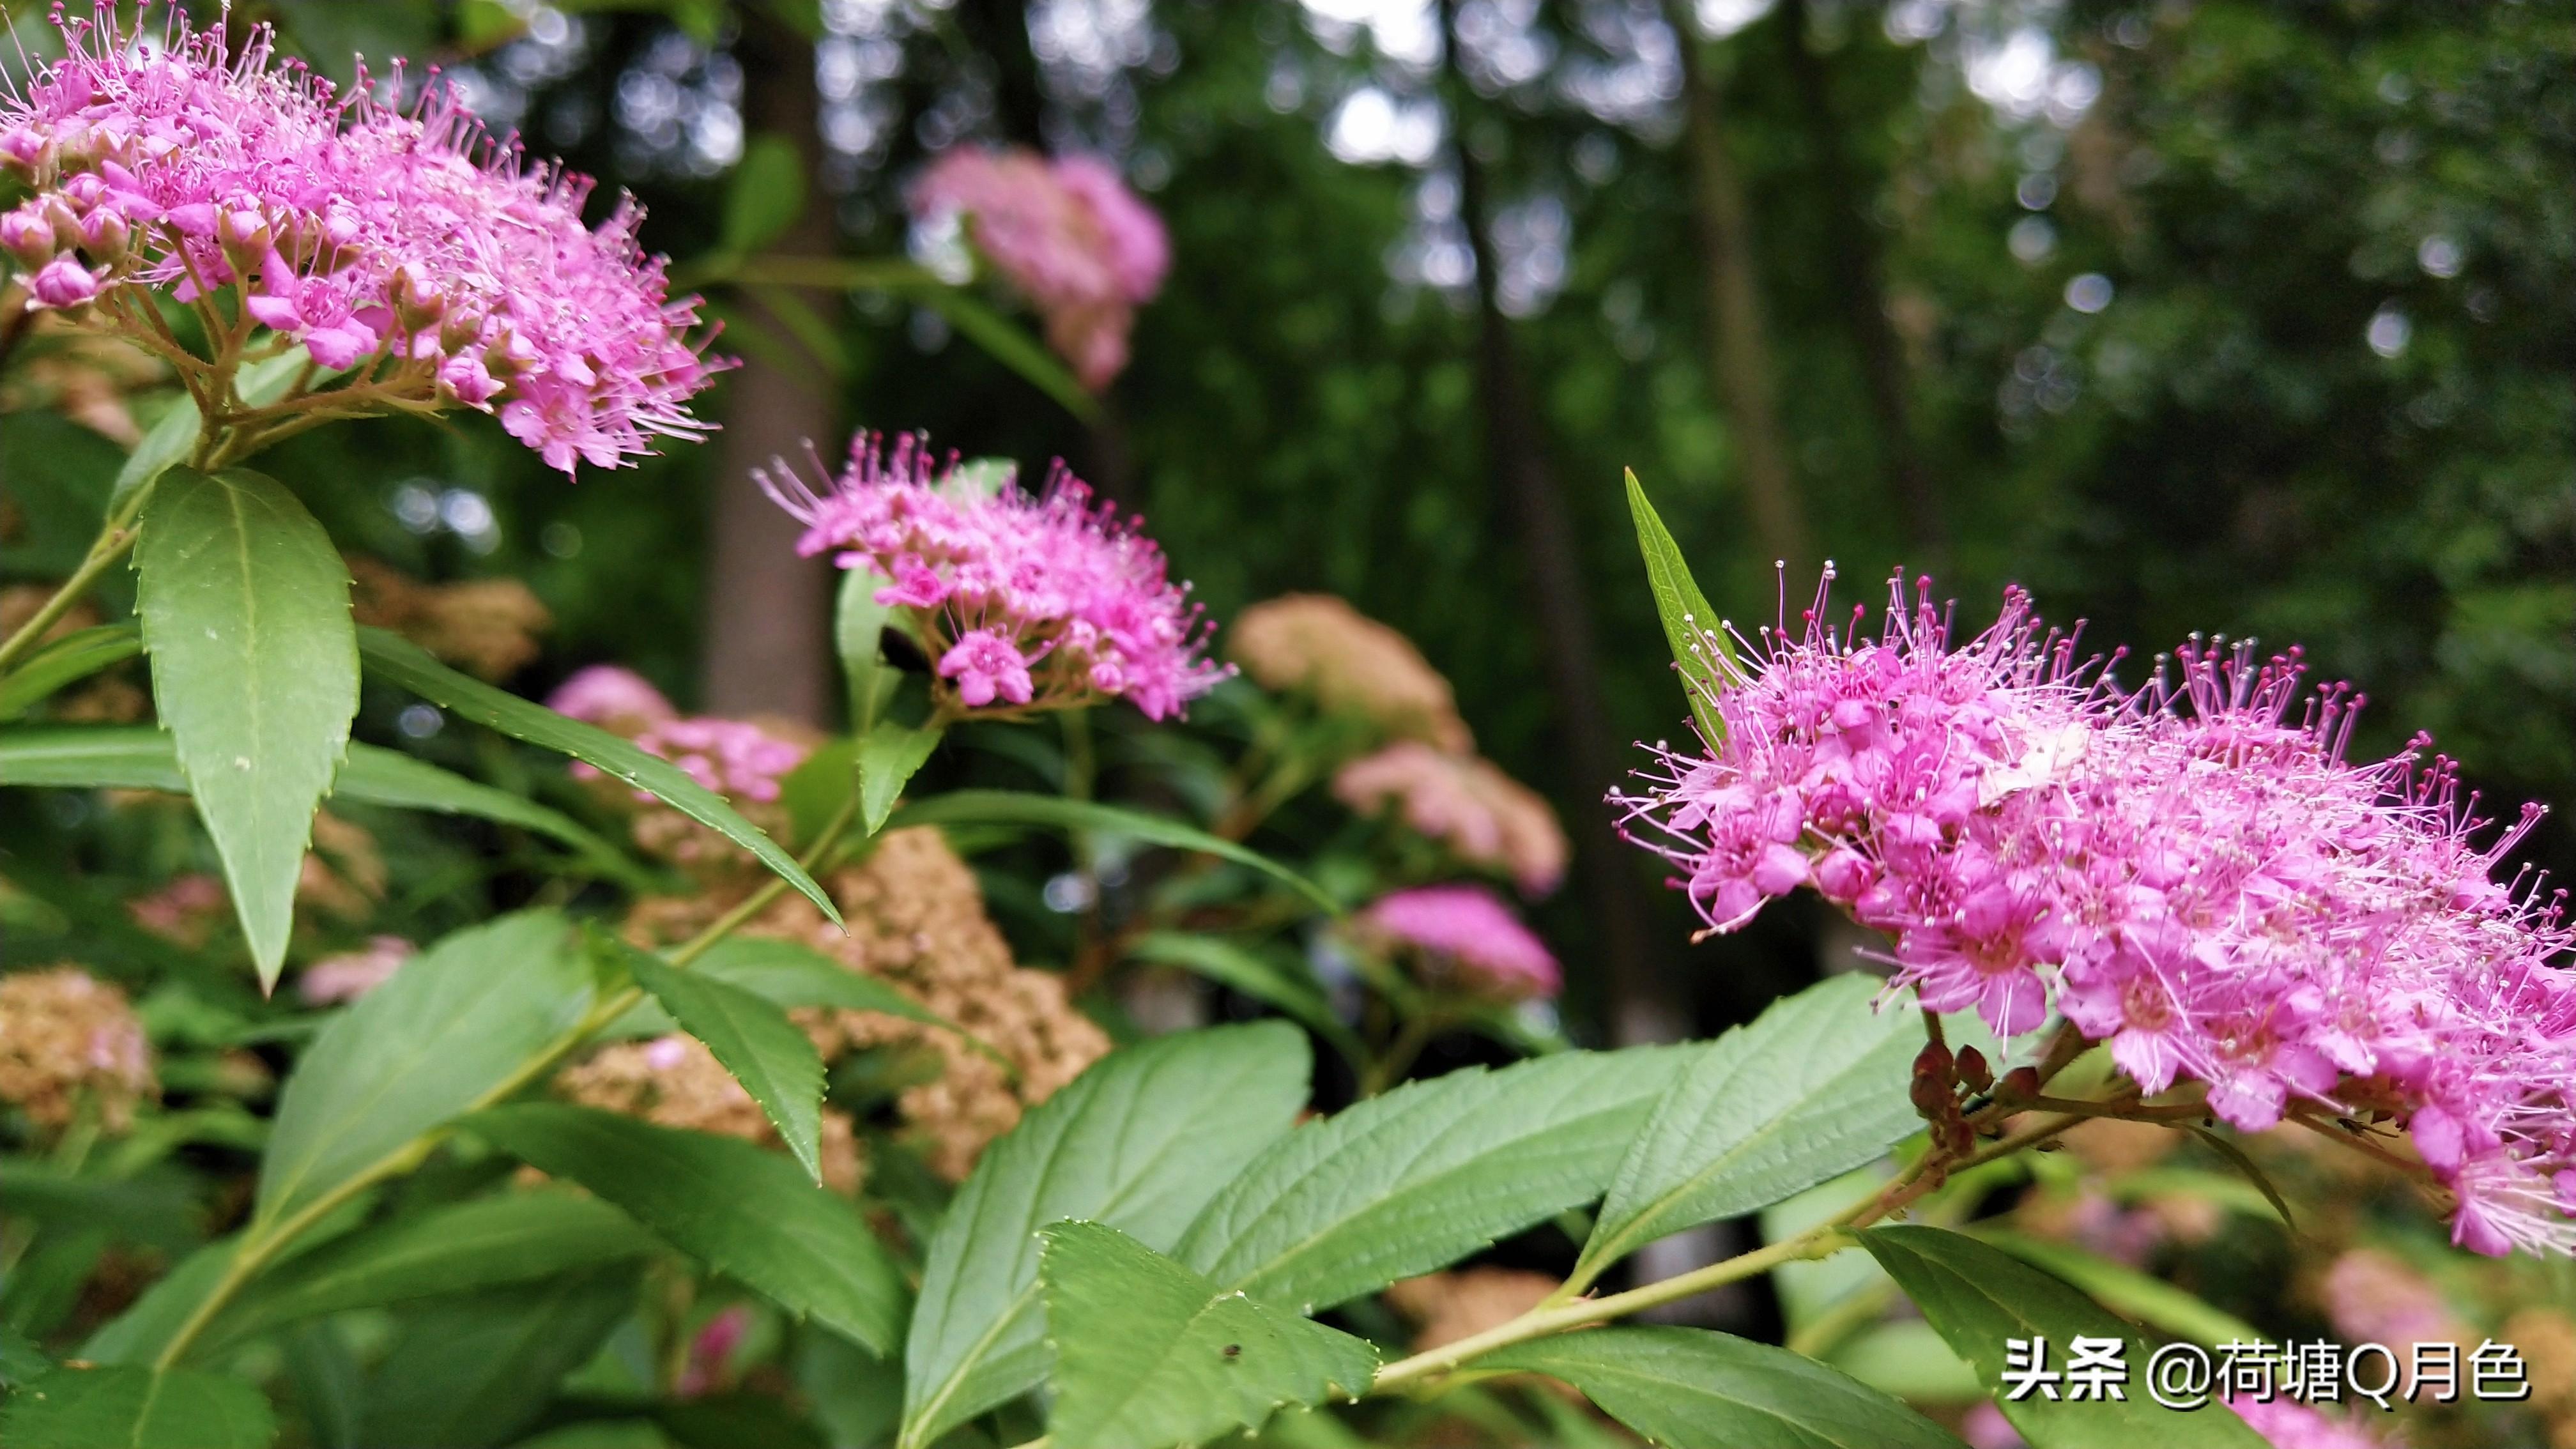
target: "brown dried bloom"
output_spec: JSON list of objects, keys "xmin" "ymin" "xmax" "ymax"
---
[
  {"xmin": 1383, "ymin": 1268, "xmax": 1558, "ymax": 1353},
  {"xmin": 296, "ymin": 811, "xmax": 387, "ymax": 923},
  {"xmin": 2503, "ymin": 1308, "xmax": 2576, "ymax": 1416},
  {"xmin": 627, "ymin": 826, "xmax": 1110, "ymax": 1181},
  {"xmin": 0, "ymin": 312, "xmax": 163, "ymax": 444},
  {"xmin": 2061, "ymin": 1116, "xmax": 2179, "ymax": 1176},
  {"xmin": 1333, "ymin": 742, "xmax": 1568, "ymax": 898},
  {"xmin": 0, "ymin": 586, "xmax": 100, "ymax": 647},
  {"xmin": 0, "ymin": 968, "xmax": 155, "ymax": 1131},
  {"xmin": 557, "ymin": 1033, "xmax": 865, "ymax": 1194},
  {"xmin": 348, "ymin": 555, "xmax": 553, "ymax": 682},
  {"xmin": 1229, "ymin": 594, "xmax": 1473, "ymax": 752}
]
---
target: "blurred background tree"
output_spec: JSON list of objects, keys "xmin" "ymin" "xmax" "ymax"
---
[{"xmin": 22, "ymin": 0, "xmax": 2563, "ymax": 1045}]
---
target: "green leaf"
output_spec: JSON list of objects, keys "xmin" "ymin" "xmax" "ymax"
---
[
  {"xmin": 1039, "ymin": 1222, "xmax": 1376, "ymax": 1449},
  {"xmin": 79, "ymin": 1241, "xmax": 240, "ymax": 1365},
  {"xmin": 1625, "ymin": 469, "xmax": 1731, "ymax": 744},
  {"xmin": 0, "ymin": 1324, "xmax": 49, "ymax": 1389},
  {"xmin": 899, "ymin": 1023, "xmax": 1312, "ymax": 1449},
  {"xmin": 1862, "ymin": 1224, "xmax": 2267, "ymax": 1448},
  {"xmin": 721, "ymin": 132, "xmax": 809, "ymax": 255},
  {"xmin": 464, "ymin": 1104, "xmax": 907, "ymax": 1355},
  {"xmin": 135, "ymin": 465, "xmax": 357, "ymax": 988},
  {"xmin": 257, "ymin": 912, "xmax": 590, "ymax": 1232},
  {"xmin": 889, "ymin": 790, "xmax": 1336, "ymax": 914},
  {"xmin": 1124, "ymin": 931, "xmax": 1365, "ymax": 1070},
  {"xmin": 356, "ymin": 627, "xmax": 838, "ymax": 924},
  {"xmin": 210, "ymin": 1189, "xmax": 659, "ymax": 1349},
  {"xmin": 1575, "ymin": 976, "xmax": 1924, "ymax": 1288},
  {"xmin": 910, "ymin": 286, "xmax": 1104, "ymax": 424},
  {"xmin": 0, "ymin": 623, "xmax": 142, "ymax": 721},
  {"xmin": 1975, "ymin": 1232, "xmax": 2264, "ymax": 1349},
  {"xmin": 0, "ymin": 1365, "xmax": 276, "ymax": 1449},
  {"xmin": 691, "ymin": 936, "xmax": 960, "ymax": 1031},
  {"xmin": 1482, "ymin": 1326, "xmax": 1966, "ymax": 1449},
  {"xmin": 858, "ymin": 719, "xmax": 944, "ymax": 836},
  {"xmin": 834, "ymin": 565, "xmax": 896, "ymax": 733},
  {"xmin": 358, "ymin": 1269, "xmax": 633, "ymax": 1449},
  {"xmin": 1176, "ymin": 1046, "xmax": 1689, "ymax": 1315},
  {"xmin": 111, "ymin": 349, "xmax": 324, "ymax": 511},
  {"xmin": 605, "ymin": 933, "xmax": 827, "ymax": 1182}
]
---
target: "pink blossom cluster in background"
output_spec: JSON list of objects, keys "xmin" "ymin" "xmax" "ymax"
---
[
  {"xmin": 297, "ymin": 935, "xmax": 415, "ymax": 1005},
  {"xmin": 1358, "ymin": 884, "xmax": 1561, "ymax": 1000},
  {"xmin": 1616, "ymin": 572, "xmax": 2576, "ymax": 1255},
  {"xmin": 910, "ymin": 146, "xmax": 1169, "ymax": 388},
  {"xmin": 0, "ymin": 4, "xmax": 722, "ymax": 471},
  {"xmin": 545, "ymin": 666, "xmax": 809, "ymax": 803},
  {"xmin": 1335, "ymin": 741, "xmax": 1570, "ymax": 898},
  {"xmin": 762, "ymin": 432, "xmax": 1226, "ymax": 721}
]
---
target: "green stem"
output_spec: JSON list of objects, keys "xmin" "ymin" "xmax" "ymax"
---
[
  {"xmin": 150, "ymin": 790, "xmax": 867, "ymax": 1369},
  {"xmin": 0, "ymin": 486, "xmax": 151, "ymax": 676},
  {"xmin": 1360, "ymin": 1011, "xmax": 1440, "ymax": 1098}
]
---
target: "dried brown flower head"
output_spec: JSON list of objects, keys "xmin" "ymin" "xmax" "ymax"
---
[
  {"xmin": 557, "ymin": 1032, "xmax": 866, "ymax": 1194},
  {"xmin": 0, "ymin": 967, "xmax": 155, "ymax": 1131},
  {"xmin": 1229, "ymin": 594, "xmax": 1473, "ymax": 752},
  {"xmin": 348, "ymin": 555, "xmax": 553, "ymax": 682},
  {"xmin": 1383, "ymin": 1268, "xmax": 1559, "ymax": 1353}
]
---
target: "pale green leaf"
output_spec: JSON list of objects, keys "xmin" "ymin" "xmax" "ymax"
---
[
  {"xmin": 1040, "ymin": 1221, "xmax": 1375, "ymax": 1449},
  {"xmin": 834, "ymin": 564, "xmax": 896, "ymax": 733},
  {"xmin": 1625, "ymin": 469, "xmax": 1731, "ymax": 744},
  {"xmin": 357, "ymin": 1268, "xmax": 632, "ymax": 1449},
  {"xmin": 1124, "ymin": 931, "xmax": 1365, "ymax": 1070},
  {"xmin": 356, "ymin": 627, "xmax": 838, "ymax": 923},
  {"xmin": 1177, "ymin": 1046, "xmax": 1689, "ymax": 1315},
  {"xmin": 210, "ymin": 1189, "xmax": 658, "ymax": 1349},
  {"xmin": 0, "ymin": 622, "xmax": 142, "ymax": 721},
  {"xmin": 889, "ymin": 790, "xmax": 1335, "ymax": 914},
  {"xmin": 1976, "ymin": 1232, "xmax": 2264, "ymax": 1349},
  {"xmin": 721, "ymin": 132, "xmax": 809, "ymax": 255},
  {"xmin": 465, "ymin": 1103, "xmax": 907, "ymax": 1354},
  {"xmin": 607, "ymin": 934, "xmax": 827, "ymax": 1181},
  {"xmin": 0, "ymin": 1365, "xmax": 275, "ymax": 1449},
  {"xmin": 1575, "ymin": 976, "xmax": 1924, "ymax": 1287},
  {"xmin": 899, "ymin": 1023, "xmax": 1312, "ymax": 1449},
  {"xmin": 858, "ymin": 719, "xmax": 944, "ymax": 835},
  {"xmin": 1862, "ymin": 1225, "xmax": 2267, "ymax": 1448},
  {"xmin": 1482, "ymin": 1326, "xmax": 1966, "ymax": 1449},
  {"xmin": 257, "ymin": 912, "xmax": 590, "ymax": 1230},
  {"xmin": 135, "ymin": 465, "xmax": 357, "ymax": 988}
]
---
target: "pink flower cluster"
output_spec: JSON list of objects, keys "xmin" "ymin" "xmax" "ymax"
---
[
  {"xmin": 1616, "ymin": 572, "xmax": 2576, "ymax": 1255},
  {"xmin": 760, "ymin": 433, "xmax": 1226, "ymax": 721},
  {"xmin": 545, "ymin": 666, "xmax": 808, "ymax": 804},
  {"xmin": 910, "ymin": 147, "xmax": 1169, "ymax": 388},
  {"xmin": 1358, "ymin": 884, "xmax": 1561, "ymax": 1000},
  {"xmin": 0, "ymin": 4, "xmax": 721, "ymax": 471}
]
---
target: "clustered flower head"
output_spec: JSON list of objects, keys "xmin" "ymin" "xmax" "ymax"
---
[
  {"xmin": 546, "ymin": 664, "xmax": 677, "ymax": 735},
  {"xmin": 1336, "ymin": 742, "xmax": 1569, "ymax": 897},
  {"xmin": 0, "ymin": 966, "xmax": 155, "ymax": 1131},
  {"xmin": 1356, "ymin": 884, "xmax": 1561, "ymax": 1000},
  {"xmin": 1229, "ymin": 593, "xmax": 1475, "ymax": 753},
  {"xmin": 1616, "ymin": 571, "xmax": 2576, "ymax": 1256},
  {"xmin": 0, "ymin": 3, "xmax": 723, "ymax": 471},
  {"xmin": 761, "ymin": 432, "xmax": 1227, "ymax": 721},
  {"xmin": 910, "ymin": 146, "xmax": 1169, "ymax": 388}
]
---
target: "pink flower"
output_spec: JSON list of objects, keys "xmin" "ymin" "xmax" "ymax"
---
[
  {"xmin": 910, "ymin": 146, "xmax": 1167, "ymax": 388},
  {"xmin": 629, "ymin": 717, "xmax": 810, "ymax": 804},
  {"xmin": 1358, "ymin": 884, "xmax": 1562, "ymax": 1000},
  {"xmin": 545, "ymin": 666, "xmax": 677, "ymax": 735},
  {"xmin": 298, "ymin": 936, "xmax": 413, "ymax": 1004},
  {"xmin": 2224, "ymin": 1395, "xmax": 2393, "ymax": 1449},
  {"xmin": 1332, "ymin": 742, "xmax": 1569, "ymax": 898},
  {"xmin": 760, "ymin": 433, "xmax": 1227, "ymax": 721},
  {"xmin": 0, "ymin": 4, "xmax": 724, "ymax": 472},
  {"xmin": 1615, "ymin": 569, "xmax": 2576, "ymax": 1255}
]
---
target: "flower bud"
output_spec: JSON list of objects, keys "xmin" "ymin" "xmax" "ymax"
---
[
  {"xmin": 41, "ymin": 195, "xmax": 82, "ymax": 252},
  {"xmin": 29, "ymin": 254, "xmax": 100, "ymax": 309},
  {"xmin": 390, "ymin": 261, "xmax": 445, "ymax": 332},
  {"xmin": 1998, "ymin": 1066, "xmax": 2040, "ymax": 1104},
  {"xmin": 217, "ymin": 205, "xmax": 270, "ymax": 276},
  {"xmin": 1956, "ymin": 1046, "xmax": 1993, "ymax": 1094},
  {"xmin": 79, "ymin": 207, "xmax": 128, "ymax": 263},
  {"xmin": 0, "ymin": 206, "xmax": 58, "ymax": 269}
]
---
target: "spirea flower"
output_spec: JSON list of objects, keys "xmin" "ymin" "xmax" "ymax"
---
[
  {"xmin": 1357, "ymin": 884, "xmax": 1562, "ymax": 1000},
  {"xmin": 631, "ymin": 717, "xmax": 810, "ymax": 804},
  {"xmin": 0, "ymin": 4, "xmax": 723, "ymax": 471},
  {"xmin": 909, "ymin": 146, "xmax": 1169, "ymax": 388},
  {"xmin": 760, "ymin": 433, "xmax": 1227, "ymax": 721},
  {"xmin": 1614, "ymin": 571, "xmax": 2576, "ymax": 1255},
  {"xmin": 1335, "ymin": 742, "xmax": 1569, "ymax": 897},
  {"xmin": 0, "ymin": 967, "xmax": 155, "ymax": 1131},
  {"xmin": 298, "ymin": 935, "xmax": 414, "ymax": 1005},
  {"xmin": 545, "ymin": 664, "xmax": 677, "ymax": 735}
]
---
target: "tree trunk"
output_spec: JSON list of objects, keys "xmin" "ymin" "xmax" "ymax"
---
[
  {"xmin": 1775, "ymin": 0, "xmax": 1945, "ymax": 556},
  {"xmin": 1664, "ymin": 1, "xmax": 1808, "ymax": 569},
  {"xmin": 700, "ymin": 15, "xmax": 836, "ymax": 723}
]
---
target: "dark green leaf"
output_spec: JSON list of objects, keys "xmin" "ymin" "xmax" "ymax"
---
[
  {"xmin": 257, "ymin": 912, "xmax": 591, "ymax": 1231},
  {"xmin": 888, "ymin": 790, "xmax": 1335, "ymax": 914},
  {"xmin": 1575, "ymin": 976, "xmax": 1923, "ymax": 1287},
  {"xmin": 1176, "ymin": 1046, "xmax": 1688, "ymax": 1315},
  {"xmin": 0, "ymin": 1324, "xmax": 51, "ymax": 1389},
  {"xmin": 1625, "ymin": 469, "xmax": 1731, "ymax": 744},
  {"xmin": 0, "ymin": 623, "xmax": 142, "ymax": 721},
  {"xmin": 135, "ymin": 465, "xmax": 358, "ymax": 988},
  {"xmin": 80, "ymin": 1238, "xmax": 239, "ymax": 1365},
  {"xmin": 356, "ymin": 627, "xmax": 838, "ymax": 923},
  {"xmin": 280, "ymin": 1321, "xmax": 362, "ymax": 1449},
  {"xmin": 1481, "ymin": 1326, "xmax": 1966, "ymax": 1449},
  {"xmin": 834, "ymin": 564, "xmax": 896, "ymax": 733},
  {"xmin": 465, "ymin": 1104, "xmax": 907, "ymax": 1355},
  {"xmin": 1975, "ymin": 1232, "xmax": 2263, "ymax": 1349},
  {"xmin": 721, "ymin": 132, "xmax": 809, "ymax": 255},
  {"xmin": 1124, "ymin": 931, "xmax": 1365, "ymax": 1069},
  {"xmin": 211, "ymin": 1189, "xmax": 659, "ymax": 1349},
  {"xmin": 858, "ymin": 720, "xmax": 944, "ymax": 835},
  {"xmin": 1862, "ymin": 1225, "xmax": 2267, "ymax": 1448},
  {"xmin": 0, "ymin": 1365, "xmax": 275, "ymax": 1449},
  {"xmin": 608, "ymin": 935, "xmax": 827, "ymax": 1181},
  {"xmin": 358, "ymin": 1269, "xmax": 633, "ymax": 1449},
  {"xmin": 1040, "ymin": 1222, "xmax": 1376, "ymax": 1449},
  {"xmin": 900, "ymin": 1023, "xmax": 1312, "ymax": 1449}
]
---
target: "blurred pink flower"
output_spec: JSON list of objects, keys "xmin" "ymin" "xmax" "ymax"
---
[
  {"xmin": 298, "ymin": 936, "xmax": 414, "ymax": 1004},
  {"xmin": 2226, "ymin": 1395, "xmax": 2395, "ymax": 1449},
  {"xmin": 1358, "ymin": 884, "xmax": 1561, "ymax": 1000},
  {"xmin": 546, "ymin": 665, "xmax": 677, "ymax": 735},
  {"xmin": 1335, "ymin": 742, "xmax": 1568, "ymax": 897}
]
